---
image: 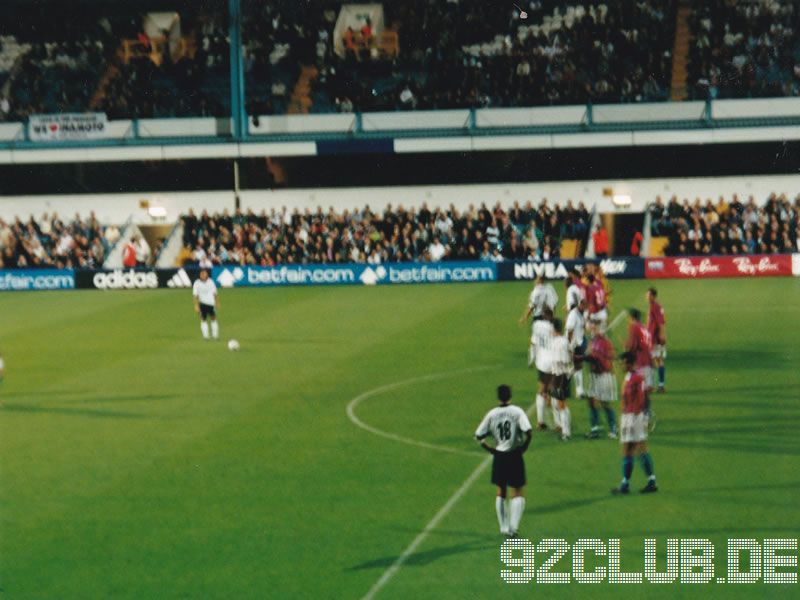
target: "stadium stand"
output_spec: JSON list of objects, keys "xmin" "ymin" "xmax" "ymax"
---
[
  {"xmin": 180, "ymin": 200, "xmax": 592, "ymax": 267},
  {"xmin": 3, "ymin": 1, "xmax": 800, "ymax": 119},
  {"xmin": 688, "ymin": 0, "xmax": 800, "ymax": 100},
  {"xmin": 650, "ymin": 193, "xmax": 800, "ymax": 256},
  {"xmin": 304, "ymin": 0, "xmax": 677, "ymax": 113},
  {"xmin": 0, "ymin": 213, "xmax": 117, "ymax": 269}
]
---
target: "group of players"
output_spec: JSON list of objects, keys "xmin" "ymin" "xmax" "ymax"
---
[
  {"xmin": 522, "ymin": 265, "xmax": 666, "ymax": 443},
  {"xmin": 475, "ymin": 263, "xmax": 667, "ymax": 537}
]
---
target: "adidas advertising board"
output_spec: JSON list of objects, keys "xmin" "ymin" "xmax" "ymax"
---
[{"xmin": 74, "ymin": 268, "xmax": 200, "ymax": 290}]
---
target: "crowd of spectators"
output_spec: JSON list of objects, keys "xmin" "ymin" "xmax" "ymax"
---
[
  {"xmin": 688, "ymin": 0, "xmax": 800, "ymax": 100},
  {"xmin": 181, "ymin": 200, "xmax": 591, "ymax": 267},
  {"xmin": 1, "ymin": 18, "xmax": 116, "ymax": 121},
  {"xmin": 0, "ymin": 212, "xmax": 114, "ymax": 269},
  {"xmin": 650, "ymin": 193, "xmax": 800, "ymax": 256},
  {"xmin": 312, "ymin": 0, "xmax": 676, "ymax": 113}
]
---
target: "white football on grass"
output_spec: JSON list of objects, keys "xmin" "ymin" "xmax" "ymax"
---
[{"xmin": 227, "ymin": 339, "xmax": 240, "ymax": 351}]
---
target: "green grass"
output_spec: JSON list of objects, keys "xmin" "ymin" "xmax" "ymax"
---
[{"xmin": 1, "ymin": 278, "xmax": 799, "ymax": 599}]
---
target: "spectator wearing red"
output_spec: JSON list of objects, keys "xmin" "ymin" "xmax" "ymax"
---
[
  {"xmin": 360, "ymin": 20, "xmax": 373, "ymax": 48},
  {"xmin": 123, "ymin": 237, "xmax": 137, "ymax": 268},
  {"xmin": 630, "ymin": 231, "xmax": 643, "ymax": 256},
  {"xmin": 343, "ymin": 27, "xmax": 358, "ymax": 60},
  {"xmin": 593, "ymin": 224, "xmax": 609, "ymax": 258}
]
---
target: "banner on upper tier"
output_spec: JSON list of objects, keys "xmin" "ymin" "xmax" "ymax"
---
[
  {"xmin": 212, "ymin": 261, "xmax": 497, "ymax": 288},
  {"xmin": 0, "ymin": 269, "xmax": 75, "ymax": 291},
  {"xmin": 496, "ymin": 258, "xmax": 645, "ymax": 281},
  {"xmin": 645, "ymin": 255, "xmax": 793, "ymax": 279},
  {"xmin": 28, "ymin": 113, "xmax": 109, "ymax": 142}
]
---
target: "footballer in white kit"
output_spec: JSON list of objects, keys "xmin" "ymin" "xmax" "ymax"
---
[
  {"xmin": 475, "ymin": 385, "xmax": 532, "ymax": 537},
  {"xmin": 549, "ymin": 319, "xmax": 574, "ymax": 441},
  {"xmin": 192, "ymin": 269, "xmax": 220, "ymax": 340},
  {"xmin": 530, "ymin": 308, "xmax": 555, "ymax": 430},
  {"xmin": 565, "ymin": 298, "xmax": 587, "ymax": 398},
  {"xmin": 523, "ymin": 275, "xmax": 558, "ymax": 320}
]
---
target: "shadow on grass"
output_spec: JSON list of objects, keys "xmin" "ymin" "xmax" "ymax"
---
[
  {"xmin": 669, "ymin": 350, "xmax": 793, "ymax": 369},
  {"xmin": 1, "ymin": 392, "xmax": 178, "ymax": 406},
  {"xmin": 347, "ymin": 540, "xmax": 497, "ymax": 571},
  {"xmin": 654, "ymin": 435, "xmax": 800, "ymax": 457},
  {"xmin": 0, "ymin": 404, "xmax": 148, "ymax": 419}
]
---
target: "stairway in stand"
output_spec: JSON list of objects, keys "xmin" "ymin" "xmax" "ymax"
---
[
  {"xmin": 670, "ymin": 1, "xmax": 692, "ymax": 101},
  {"xmin": 288, "ymin": 65, "xmax": 318, "ymax": 114},
  {"xmin": 89, "ymin": 47, "xmax": 123, "ymax": 110}
]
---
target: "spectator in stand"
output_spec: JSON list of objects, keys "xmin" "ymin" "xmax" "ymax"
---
[
  {"xmin": 655, "ymin": 192, "xmax": 799, "ymax": 257},
  {"xmin": 178, "ymin": 199, "xmax": 593, "ymax": 267},
  {"xmin": 135, "ymin": 235, "xmax": 151, "ymax": 267},
  {"xmin": 123, "ymin": 237, "xmax": 137, "ymax": 268},
  {"xmin": 0, "ymin": 212, "xmax": 110, "ymax": 269},
  {"xmin": 688, "ymin": 0, "xmax": 800, "ymax": 100},
  {"xmin": 630, "ymin": 231, "xmax": 643, "ymax": 256},
  {"xmin": 593, "ymin": 224, "xmax": 609, "ymax": 258}
]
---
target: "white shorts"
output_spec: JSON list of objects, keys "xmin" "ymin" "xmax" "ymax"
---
[
  {"xmin": 636, "ymin": 366, "xmax": 652, "ymax": 388},
  {"xmin": 651, "ymin": 344, "xmax": 667, "ymax": 360},
  {"xmin": 620, "ymin": 412, "xmax": 648, "ymax": 443},
  {"xmin": 589, "ymin": 372, "xmax": 618, "ymax": 402},
  {"xmin": 589, "ymin": 308, "xmax": 608, "ymax": 329}
]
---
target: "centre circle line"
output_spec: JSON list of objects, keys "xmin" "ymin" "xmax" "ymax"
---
[{"xmin": 346, "ymin": 365, "xmax": 502, "ymax": 457}]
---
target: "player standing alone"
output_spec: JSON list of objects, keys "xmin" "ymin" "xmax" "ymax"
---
[
  {"xmin": 612, "ymin": 352, "xmax": 658, "ymax": 494},
  {"xmin": 193, "ymin": 269, "xmax": 220, "ymax": 341},
  {"xmin": 646, "ymin": 288, "xmax": 667, "ymax": 392},
  {"xmin": 475, "ymin": 385, "xmax": 533, "ymax": 537}
]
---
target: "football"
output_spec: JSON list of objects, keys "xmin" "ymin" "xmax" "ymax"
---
[{"xmin": 227, "ymin": 339, "xmax": 240, "ymax": 351}]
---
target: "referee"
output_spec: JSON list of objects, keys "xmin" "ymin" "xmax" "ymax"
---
[{"xmin": 474, "ymin": 385, "xmax": 533, "ymax": 537}]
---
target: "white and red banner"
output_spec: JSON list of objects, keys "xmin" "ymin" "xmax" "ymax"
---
[
  {"xmin": 646, "ymin": 255, "xmax": 793, "ymax": 279},
  {"xmin": 28, "ymin": 113, "xmax": 109, "ymax": 142}
]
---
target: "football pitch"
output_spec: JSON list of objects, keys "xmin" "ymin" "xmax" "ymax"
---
[{"xmin": 1, "ymin": 277, "xmax": 799, "ymax": 599}]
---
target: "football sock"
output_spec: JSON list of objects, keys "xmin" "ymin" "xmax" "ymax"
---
[
  {"xmin": 622, "ymin": 456, "xmax": 634, "ymax": 485},
  {"xmin": 535, "ymin": 394, "xmax": 546, "ymax": 424},
  {"xmin": 495, "ymin": 497, "xmax": 508, "ymax": 533},
  {"xmin": 551, "ymin": 398, "xmax": 560, "ymax": 427},
  {"xmin": 210, "ymin": 320, "xmax": 219, "ymax": 339},
  {"xmin": 604, "ymin": 405, "xmax": 616, "ymax": 431},
  {"xmin": 640, "ymin": 453, "xmax": 655, "ymax": 480},
  {"xmin": 658, "ymin": 366, "xmax": 665, "ymax": 387},
  {"xmin": 200, "ymin": 321, "xmax": 209, "ymax": 339},
  {"xmin": 509, "ymin": 496, "xmax": 526, "ymax": 534},
  {"xmin": 588, "ymin": 403, "xmax": 600, "ymax": 430},
  {"xmin": 574, "ymin": 371, "xmax": 584, "ymax": 396},
  {"xmin": 561, "ymin": 407, "xmax": 571, "ymax": 437}
]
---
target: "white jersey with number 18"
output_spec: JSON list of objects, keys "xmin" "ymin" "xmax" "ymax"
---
[{"xmin": 475, "ymin": 404, "xmax": 532, "ymax": 452}]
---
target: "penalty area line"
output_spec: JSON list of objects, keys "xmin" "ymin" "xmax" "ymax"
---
[{"xmin": 359, "ymin": 402, "xmax": 536, "ymax": 600}]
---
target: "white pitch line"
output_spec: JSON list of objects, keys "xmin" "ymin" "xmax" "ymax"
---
[
  {"xmin": 606, "ymin": 309, "xmax": 626, "ymax": 333},
  {"xmin": 358, "ymin": 397, "xmax": 537, "ymax": 600},
  {"xmin": 346, "ymin": 366, "xmax": 497, "ymax": 457},
  {"xmin": 360, "ymin": 455, "xmax": 492, "ymax": 600}
]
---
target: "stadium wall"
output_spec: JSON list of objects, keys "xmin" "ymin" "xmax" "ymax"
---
[{"xmin": 0, "ymin": 174, "xmax": 797, "ymax": 224}]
